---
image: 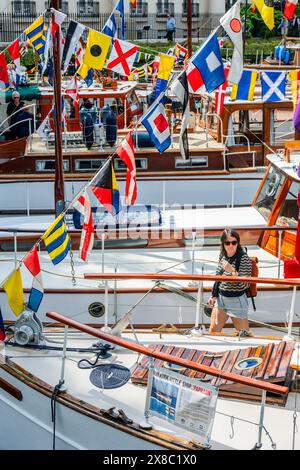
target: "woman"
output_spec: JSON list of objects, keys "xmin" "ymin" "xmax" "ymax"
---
[{"xmin": 208, "ymin": 229, "xmax": 252, "ymax": 334}]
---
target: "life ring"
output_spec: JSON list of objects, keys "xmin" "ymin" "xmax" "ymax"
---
[{"xmin": 266, "ymin": 173, "xmax": 280, "ymax": 197}]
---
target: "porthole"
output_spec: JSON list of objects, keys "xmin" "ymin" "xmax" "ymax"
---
[
  {"xmin": 234, "ymin": 357, "xmax": 262, "ymax": 371},
  {"xmin": 88, "ymin": 302, "xmax": 105, "ymax": 318}
]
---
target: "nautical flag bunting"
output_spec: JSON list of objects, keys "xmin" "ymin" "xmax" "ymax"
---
[
  {"xmin": 107, "ymin": 39, "xmax": 138, "ymax": 76},
  {"xmin": 220, "ymin": 2, "xmax": 243, "ymax": 84},
  {"xmin": 73, "ymin": 191, "xmax": 94, "ymax": 261},
  {"xmin": 102, "ymin": 12, "xmax": 117, "ymax": 38},
  {"xmin": 141, "ymin": 93, "xmax": 171, "ymax": 153},
  {"xmin": 252, "ymin": 0, "xmax": 274, "ymax": 30},
  {"xmin": 3, "ymin": 268, "xmax": 24, "ymax": 317},
  {"xmin": 77, "ymin": 30, "xmax": 111, "ymax": 78},
  {"xmin": 25, "ymin": 16, "xmax": 47, "ymax": 55},
  {"xmin": 231, "ymin": 69, "xmax": 257, "ymax": 101},
  {"xmin": 62, "ymin": 21, "xmax": 86, "ymax": 73},
  {"xmin": 91, "ymin": 161, "xmax": 121, "ymax": 215},
  {"xmin": 23, "ymin": 245, "xmax": 44, "ymax": 313},
  {"xmin": 116, "ymin": 132, "xmax": 137, "ymax": 205},
  {"xmin": 170, "ymin": 71, "xmax": 190, "ymax": 160},
  {"xmin": 261, "ymin": 71, "xmax": 286, "ymax": 102},
  {"xmin": 42, "ymin": 214, "xmax": 71, "ymax": 265},
  {"xmin": 284, "ymin": 0, "xmax": 299, "ymax": 20}
]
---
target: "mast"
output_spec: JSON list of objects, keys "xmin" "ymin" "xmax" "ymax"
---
[
  {"xmin": 51, "ymin": 0, "xmax": 65, "ymax": 215},
  {"xmin": 187, "ymin": 0, "xmax": 192, "ymax": 59},
  {"xmin": 243, "ymin": 0, "xmax": 248, "ymax": 58}
]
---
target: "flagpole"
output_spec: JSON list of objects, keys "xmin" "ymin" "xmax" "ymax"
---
[
  {"xmin": 243, "ymin": 0, "xmax": 248, "ymax": 58},
  {"xmin": 187, "ymin": 0, "xmax": 192, "ymax": 59},
  {"xmin": 51, "ymin": 0, "xmax": 65, "ymax": 216}
]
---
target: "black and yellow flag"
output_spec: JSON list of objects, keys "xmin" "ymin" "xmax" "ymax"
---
[
  {"xmin": 252, "ymin": 0, "xmax": 274, "ymax": 30},
  {"xmin": 77, "ymin": 30, "xmax": 111, "ymax": 79}
]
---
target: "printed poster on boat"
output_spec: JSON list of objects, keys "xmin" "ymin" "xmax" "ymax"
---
[{"xmin": 147, "ymin": 366, "xmax": 218, "ymax": 443}]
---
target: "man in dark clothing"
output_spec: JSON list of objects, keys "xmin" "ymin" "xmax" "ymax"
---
[
  {"xmin": 289, "ymin": 15, "xmax": 300, "ymax": 37},
  {"xmin": 6, "ymin": 91, "xmax": 27, "ymax": 139}
]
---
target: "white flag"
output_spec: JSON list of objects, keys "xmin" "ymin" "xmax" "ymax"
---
[{"xmin": 220, "ymin": 1, "xmax": 243, "ymax": 85}]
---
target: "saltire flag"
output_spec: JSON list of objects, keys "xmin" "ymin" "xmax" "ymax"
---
[
  {"xmin": 116, "ymin": 132, "xmax": 137, "ymax": 205},
  {"xmin": 141, "ymin": 92, "xmax": 171, "ymax": 153},
  {"xmin": 91, "ymin": 161, "xmax": 121, "ymax": 215},
  {"xmin": 284, "ymin": 0, "xmax": 299, "ymax": 20},
  {"xmin": 25, "ymin": 16, "xmax": 47, "ymax": 55},
  {"xmin": 261, "ymin": 71, "xmax": 286, "ymax": 102},
  {"xmin": 65, "ymin": 75, "xmax": 79, "ymax": 110},
  {"xmin": 0, "ymin": 308, "xmax": 5, "ymax": 341},
  {"xmin": 170, "ymin": 71, "xmax": 190, "ymax": 160},
  {"xmin": 191, "ymin": 32, "xmax": 225, "ymax": 93},
  {"xmin": 116, "ymin": 0, "xmax": 125, "ymax": 40},
  {"xmin": 51, "ymin": 8, "xmax": 67, "ymax": 36},
  {"xmin": 102, "ymin": 12, "xmax": 117, "ymax": 38},
  {"xmin": 61, "ymin": 21, "xmax": 86, "ymax": 73},
  {"xmin": 42, "ymin": 214, "xmax": 71, "ymax": 265},
  {"xmin": 215, "ymin": 66, "xmax": 230, "ymax": 116},
  {"xmin": 220, "ymin": 2, "xmax": 243, "ymax": 85},
  {"xmin": 73, "ymin": 191, "xmax": 94, "ymax": 261},
  {"xmin": 0, "ymin": 52, "xmax": 9, "ymax": 90},
  {"xmin": 175, "ymin": 43, "xmax": 188, "ymax": 62},
  {"xmin": 231, "ymin": 69, "xmax": 257, "ymax": 100},
  {"xmin": 23, "ymin": 245, "xmax": 44, "ymax": 313},
  {"xmin": 288, "ymin": 70, "xmax": 300, "ymax": 110},
  {"xmin": 252, "ymin": 0, "xmax": 274, "ymax": 30},
  {"xmin": 107, "ymin": 39, "xmax": 138, "ymax": 76},
  {"xmin": 3, "ymin": 268, "xmax": 24, "ymax": 317},
  {"xmin": 78, "ymin": 30, "xmax": 111, "ymax": 79}
]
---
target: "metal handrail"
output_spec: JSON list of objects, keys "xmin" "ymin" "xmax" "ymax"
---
[
  {"xmin": 205, "ymin": 112, "xmax": 223, "ymax": 147},
  {"xmin": 0, "ymin": 104, "xmax": 36, "ymax": 133}
]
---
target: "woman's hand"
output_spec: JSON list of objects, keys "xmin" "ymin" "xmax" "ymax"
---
[
  {"xmin": 222, "ymin": 260, "xmax": 236, "ymax": 274},
  {"xmin": 208, "ymin": 296, "xmax": 216, "ymax": 308}
]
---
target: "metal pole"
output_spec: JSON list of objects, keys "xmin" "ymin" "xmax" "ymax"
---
[
  {"xmin": 231, "ymin": 180, "xmax": 235, "ymax": 208},
  {"xmin": 113, "ymin": 264, "xmax": 118, "ymax": 323},
  {"xmin": 101, "ymin": 233, "xmax": 105, "ymax": 273},
  {"xmin": 26, "ymin": 181, "xmax": 30, "ymax": 216},
  {"xmin": 254, "ymin": 390, "xmax": 266, "ymax": 449},
  {"xmin": 59, "ymin": 325, "xmax": 68, "ymax": 392},
  {"xmin": 140, "ymin": 357, "xmax": 154, "ymax": 430},
  {"xmin": 243, "ymin": 0, "xmax": 248, "ymax": 58},
  {"xmin": 104, "ymin": 281, "xmax": 109, "ymax": 328},
  {"xmin": 13, "ymin": 232, "xmax": 17, "ymax": 268},
  {"xmin": 187, "ymin": 0, "xmax": 192, "ymax": 59},
  {"xmin": 284, "ymin": 286, "xmax": 297, "ymax": 340},
  {"xmin": 51, "ymin": 0, "xmax": 65, "ymax": 216},
  {"xmin": 194, "ymin": 280, "xmax": 203, "ymax": 329},
  {"xmin": 162, "ymin": 181, "xmax": 166, "ymax": 210},
  {"xmin": 277, "ymin": 230, "xmax": 282, "ymax": 278}
]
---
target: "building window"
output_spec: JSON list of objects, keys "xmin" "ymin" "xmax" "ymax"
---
[
  {"xmin": 77, "ymin": 1, "xmax": 99, "ymax": 16},
  {"xmin": 12, "ymin": 1, "xmax": 36, "ymax": 16},
  {"xmin": 44, "ymin": 1, "xmax": 68, "ymax": 13},
  {"xmin": 156, "ymin": 2, "xmax": 174, "ymax": 16},
  {"xmin": 182, "ymin": 1, "xmax": 199, "ymax": 17},
  {"xmin": 130, "ymin": 1, "xmax": 148, "ymax": 17},
  {"xmin": 36, "ymin": 160, "xmax": 69, "ymax": 172}
]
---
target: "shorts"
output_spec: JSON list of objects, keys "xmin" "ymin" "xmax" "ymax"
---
[{"xmin": 217, "ymin": 293, "xmax": 248, "ymax": 319}]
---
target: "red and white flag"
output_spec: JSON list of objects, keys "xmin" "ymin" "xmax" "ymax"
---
[
  {"xmin": 51, "ymin": 8, "xmax": 67, "ymax": 36},
  {"xmin": 116, "ymin": 132, "xmax": 137, "ymax": 205},
  {"xmin": 284, "ymin": 0, "xmax": 298, "ymax": 20},
  {"xmin": 186, "ymin": 62, "xmax": 205, "ymax": 94},
  {"xmin": 107, "ymin": 39, "xmax": 138, "ymax": 76},
  {"xmin": 220, "ymin": 1, "xmax": 243, "ymax": 84},
  {"xmin": 65, "ymin": 75, "xmax": 79, "ymax": 110},
  {"xmin": 215, "ymin": 67, "xmax": 230, "ymax": 116},
  {"xmin": 73, "ymin": 191, "xmax": 94, "ymax": 262},
  {"xmin": 75, "ymin": 39, "xmax": 85, "ymax": 68}
]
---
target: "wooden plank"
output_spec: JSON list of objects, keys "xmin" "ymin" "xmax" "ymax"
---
[
  {"xmin": 277, "ymin": 341, "xmax": 295, "ymax": 378},
  {"xmin": 269, "ymin": 341, "xmax": 286, "ymax": 378},
  {"xmin": 182, "ymin": 349, "xmax": 201, "ymax": 377},
  {"xmin": 0, "ymin": 377, "xmax": 22, "ymax": 401},
  {"xmin": 211, "ymin": 350, "xmax": 231, "ymax": 386},
  {"xmin": 255, "ymin": 343, "xmax": 274, "ymax": 380},
  {"xmin": 188, "ymin": 351, "xmax": 207, "ymax": 378},
  {"xmin": 265, "ymin": 343, "xmax": 281, "ymax": 380}
]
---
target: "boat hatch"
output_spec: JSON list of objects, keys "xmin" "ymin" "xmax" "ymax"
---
[{"xmin": 234, "ymin": 357, "xmax": 263, "ymax": 371}]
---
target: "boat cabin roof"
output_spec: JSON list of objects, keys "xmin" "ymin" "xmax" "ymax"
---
[
  {"xmin": 266, "ymin": 152, "xmax": 300, "ymax": 183},
  {"xmin": 39, "ymin": 81, "xmax": 138, "ymax": 99}
]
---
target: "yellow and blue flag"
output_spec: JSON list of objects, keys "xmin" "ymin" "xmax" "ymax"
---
[
  {"xmin": 25, "ymin": 16, "xmax": 47, "ymax": 55},
  {"xmin": 3, "ymin": 268, "xmax": 24, "ymax": 316},
  {"xmin": 231, "ymin": 69, "xmax": 257, "ymax": 101},
  {"xmin": 42, "ymin": 214, "xmax": 71, "ymax": 265}
]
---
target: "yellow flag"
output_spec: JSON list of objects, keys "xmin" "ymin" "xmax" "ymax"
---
[
  {"xmin": 3, "ymin": 268, "xmax": 24, "ymax": 316},
  {"xmin": 288, "ymin": 70, "xmax": 300, "ymax": 110},
  {"xmin": 77, "ymin": 30, "xmax": 111, "ymax": 79},
  {"xmin": 252, "ymin": 0, "xmax": 274, "ymax": 30},
  {"xmin": 157, "ymin": 54, "xmax": 175, "ymax": 81}
]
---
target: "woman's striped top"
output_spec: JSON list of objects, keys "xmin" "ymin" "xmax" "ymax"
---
[{"xmin": 216, "ymin": 250, "xmax": 252, "ymax": 297}]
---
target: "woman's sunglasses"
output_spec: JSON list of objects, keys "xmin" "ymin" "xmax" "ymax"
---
[{"xmin": 224, "ymin": 240, "xmax": 238, "ymax": 246}]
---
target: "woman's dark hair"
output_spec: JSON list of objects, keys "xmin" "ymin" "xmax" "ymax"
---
[{"xmin": 219, "ymin": 229, "xmax": 243, "ymax": 259}]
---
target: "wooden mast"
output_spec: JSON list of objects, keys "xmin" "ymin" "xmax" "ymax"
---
[
  {"xmin": 186, "ymin": 0, "xmax": 192, "ymax": 59},
  {"xmin": 51, "ymin": 0, "xmax": 65, "ymax": 215}
]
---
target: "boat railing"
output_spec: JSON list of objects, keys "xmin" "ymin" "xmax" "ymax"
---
[
  {"xmin": 46, "ymin": 310, "xmax": 289, "ymax": 398},
  {"xmin": 0, "ymin": 103, "xmax": 36, "ymax": 151},
  {"xmin": 205, "ymin": 112, "xmax": 223, "ymax": 148}
]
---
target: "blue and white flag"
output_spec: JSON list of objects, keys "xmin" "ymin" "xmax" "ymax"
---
[
  {"xmin": 141, "ymin": 92, "xmax": 171, "ymax": 153},
  {"xmin": 23, "ymin": 245, "xmax": 44, "ymax": 313},
  {"xmin": 261, "ymin": 71, "xmax": 286, "ymax": 102},
  {"xmin": 116, "ymin": 0, "xmax": 125, "ymax": 40},
  {"xmin": 103, "ymin": 12, "xmax": 117, "ymax": 38},
  {"xmin": 191, "ymin": 32, "xmax": 225, "ymax": 93}
]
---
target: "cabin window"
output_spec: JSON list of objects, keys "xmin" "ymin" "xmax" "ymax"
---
[
  {"xmin": 270, "ymin": 109, "xmax": 294, "ymax": 145},
  {"xmin": 254, "ymin": 166, "xmax": 284, "ymax": 221},
  {"xmin": 75, "ymin": 159, "xmax": 106, "ymax": 171},
  {"xmin": 175, "ymin": 157, "xmax": 208, "ymax": 168},
  {"xmin": 115, "ymin": 158, "xmax": 147, "ymax": 170},
  {"xmin": 36, "ymin": 160, "xmax": 69, "ymax": 172},
  {"xmin": 276, "ymin": 180, "xmax": 299, "ymax": 228}
]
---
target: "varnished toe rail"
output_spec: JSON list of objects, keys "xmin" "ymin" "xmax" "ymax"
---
[{"xmin": 46, "ymin": 311, "xmax": 289, "ymax": 396}]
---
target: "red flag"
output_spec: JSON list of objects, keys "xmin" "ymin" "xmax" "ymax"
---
[
  {"xmin": 0, "ymin": 52, "xmax": 9, "ymax": 89},
  {"xmin": 51, "ymin": 10, "xmax": 67, "ymax": 36},
  {"xmin": 284, "ymin": 0, "xmax": 298, "ymax": 20},
  {"xmin": 116, "ymin": 132, "xmax": 137, "ymax": 205},
  {"xmin": 73, "ymin": 191, "xmax": 94, "ymax": 262},
  {"xmin": 7, "ymin": 39, "xmax": 20, "ymax": 62},
  {"xmin": 215, "ymin": 67, "xmax": 229, "ymax": 116},
  {"xmin": 65, "ymin": 75, "xmax": 79, "ymax": 110}
]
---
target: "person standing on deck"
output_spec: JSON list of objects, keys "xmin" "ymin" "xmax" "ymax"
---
[
  {"xmin": 166, "ymin": 14, "xmax": 176, "ymax": 42},
  {"xmin": 207, "ymin": 229, "xmax": 252, "ymax": 335}
]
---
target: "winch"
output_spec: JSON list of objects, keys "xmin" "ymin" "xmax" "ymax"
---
[{"xmin": 13, "ymin": 310, "xmax": 43, "ymax": 346}]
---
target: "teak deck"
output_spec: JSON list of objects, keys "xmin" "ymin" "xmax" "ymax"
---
[{"xmin": 131, "ymin": 341, "xmax": 295, "ymax": 405}]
